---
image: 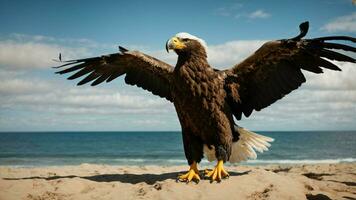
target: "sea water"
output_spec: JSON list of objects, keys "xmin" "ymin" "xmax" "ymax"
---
[{"xmin": 0, "ymin": 131, "xmax": 355, "ymax": 166}]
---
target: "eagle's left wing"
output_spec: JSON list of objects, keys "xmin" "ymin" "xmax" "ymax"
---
[
  {"xmin": 54, "ymin": 47, "xmax": 174, "ymax": 101},
  {"xmin": 223, "ymin": 22, "xmax": 356, "ymax": 120}
]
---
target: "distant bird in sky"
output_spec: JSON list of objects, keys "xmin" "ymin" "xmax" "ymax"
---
[
  {"xmin": 54, "ymin": 21, "xmax": 355, "ymax": 183},
  {"xmin": 52, "ymin": 53, "xmax": 62, "ymax": 62}
]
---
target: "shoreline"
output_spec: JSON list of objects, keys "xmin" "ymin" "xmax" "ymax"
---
[
  {"xmin": 1, "ymin": 163, "xmax": 355, "ymax": 200},
  {"xmin": 1, "ymin": 158, "xmax": 355, "ymax": 168}
]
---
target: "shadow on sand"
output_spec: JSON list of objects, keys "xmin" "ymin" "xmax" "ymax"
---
[{"xmin": 3, "ymin": 170, "xmax": 251, "ymax": 185}]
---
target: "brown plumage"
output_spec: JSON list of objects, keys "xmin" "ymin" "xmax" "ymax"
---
[{"xmin": 54, "ymin": 22, "xmax": 355, "ymax": 183}]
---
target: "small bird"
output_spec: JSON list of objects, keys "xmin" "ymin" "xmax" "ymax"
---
[{"xmin": 54, "ymin": 22, "xmax": 355, "ymax": 183}]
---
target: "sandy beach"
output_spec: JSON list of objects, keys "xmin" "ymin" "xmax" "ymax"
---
[{"xmin": 0, "ymin": 163, "xmax": 355, "ymax": 200}]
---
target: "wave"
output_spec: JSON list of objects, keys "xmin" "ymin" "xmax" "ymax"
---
[
  {"xmin": 245, "ymin": 158, "xmax": 356, "ymax": 164},
  {"xmin": 1, "ymin": 157, "xmax": 355, "ymax": 167},
  {"xmin": 89, "ymin": 158, "xmax": 356, "ymax": 165}
]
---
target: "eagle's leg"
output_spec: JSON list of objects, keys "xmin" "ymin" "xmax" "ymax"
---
[
  {"xmin": 204, "ymin": 145, "xmax": 231, "ymax": 182},
  {"xmin": 204, "ymin": 160, "xmax": 229, "ymax": 182},
  {"xmin": 177, "ymin": 130, "xmax": 203, "ymax": 183},
  {"xmin": 177, "ymin": 161, "xmax": 200, "ymax": 183}
]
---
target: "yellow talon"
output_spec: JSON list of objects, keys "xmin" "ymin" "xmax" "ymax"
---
[
  {"xmin": 177, "ymin": 162, "xmax": 200, "ymax": 183},
  {"xmin": 204, "ymin": 160, "xmax": 229, "ymax": 182}
]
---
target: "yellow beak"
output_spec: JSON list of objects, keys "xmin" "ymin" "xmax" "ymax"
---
[{"xmin": 166, "ymin": 37, "xmax": 186, "ymax": 52}]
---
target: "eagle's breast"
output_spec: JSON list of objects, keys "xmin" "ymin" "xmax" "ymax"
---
[
  {"xmin": 172, "ymin": 61, "xmax": 227, "ymax": 131},
  {"xmin": 173, "ymin": 63, "xmax": 219, "ymax": 102}
]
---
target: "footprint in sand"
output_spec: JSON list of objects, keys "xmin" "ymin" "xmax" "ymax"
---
[
  {"xmin": 248, "ymin": 184, "xmax": 274, "ymax": 200},
  {"xmin": 80, "ymin": 185, "xmax": 95, "ymax": 194}
]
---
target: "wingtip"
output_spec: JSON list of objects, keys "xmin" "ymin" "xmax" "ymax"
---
[
  {"xmin": 76, "ymin": 82, "xmax": 85, "ymax": 86},
  {"xmin": 90, "ymin": 82, "xmax": 99, "ymax": 86},
  {"xmin": 290, "ymin": 21, "xmax": 309, "ymax": 41},
  {"xmin": 300, "ymin": 21, "xmax": 309, "ymax": 34},
  {"xmin": 300, "ymin": 21, "xmax": 309, "ymax": 30}
]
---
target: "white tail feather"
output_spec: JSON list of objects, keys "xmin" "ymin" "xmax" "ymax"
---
[
  {"xmin": 203, "ymin": 126, "xmax": 274, "ymax": 163},
  {"xmin": 229, "ymin": 126, "xmax": 274, "ymax": 163}
]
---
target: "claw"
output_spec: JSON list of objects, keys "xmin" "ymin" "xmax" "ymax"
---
[
  {"xmin": 204, "ymin": 160, "xmax": 229, "ymax": 182},
  {"xmin": 177, "ymin": 162, "xmax": 200, "ymax": 183}
]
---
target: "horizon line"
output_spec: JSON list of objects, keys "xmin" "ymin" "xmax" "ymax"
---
[{"xmin": 1, "ymin": 130, "xmax": 356, "ymax": 133}]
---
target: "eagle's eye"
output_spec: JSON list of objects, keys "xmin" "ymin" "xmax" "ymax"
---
[{"xmin": 181, "ymin": 38, "xmax": 189, "ymax": 42}]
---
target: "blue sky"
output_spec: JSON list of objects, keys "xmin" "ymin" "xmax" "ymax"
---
[
  {"xmin": 1, "ymin": 0, "xmax": 354, "ymax": 45},
  {"xmin": 0, "ymin": 0, "xmax": 355, "ymax": 131}
]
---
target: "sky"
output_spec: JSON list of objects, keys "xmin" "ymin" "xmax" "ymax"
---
[{"xmin": 0, "ymin": 0, "xmax": 355, "ymax": 131}]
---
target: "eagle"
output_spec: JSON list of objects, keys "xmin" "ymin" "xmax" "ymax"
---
[{"xmin": 54, "ymin": 22, "xmax": 355, "ymax": 183}]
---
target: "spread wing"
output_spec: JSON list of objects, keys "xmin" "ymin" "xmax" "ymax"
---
[
  {"xmin": 54, "ymin": 47, "xmax": 174, "ymax": 101},
  {"xmin": 224, "ymin": 22, "xmax": 356, "ymax": 120}
]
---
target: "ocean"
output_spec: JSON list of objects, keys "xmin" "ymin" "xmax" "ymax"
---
[{"xmin": 0, "ymin": 131, "xmax": 355, "ymax": 167}]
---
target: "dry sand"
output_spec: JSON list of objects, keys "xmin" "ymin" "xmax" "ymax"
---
[{"xmin": 0, "ymin": 163, "xmax": 355, "ymax": 200}]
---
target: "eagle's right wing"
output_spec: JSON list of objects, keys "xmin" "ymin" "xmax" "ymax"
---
[
  {"xmin": 223, "ymin": 22, "xmax": 356, "ymax": 120},
  {"xmin": 54, "ymin": 47, "xmax": 174, "ymax": 102}
]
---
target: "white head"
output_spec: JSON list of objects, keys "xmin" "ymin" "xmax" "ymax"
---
[
  {"xmin": 174, "ymin": 32, "xmax": 208, "ymax": 50},
  {"xmin": 166, "ymin": 32, "xmax": 208, "ymax": 54}
]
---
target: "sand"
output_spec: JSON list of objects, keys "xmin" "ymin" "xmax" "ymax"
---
[{"xmin": 0, "ymin": 163, "xmax": 355, "ymax": 200}]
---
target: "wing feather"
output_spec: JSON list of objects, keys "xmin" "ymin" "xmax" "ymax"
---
[
  {"xmin": 91, "ymin": 73, "xmax": 112, "ymax": 86},
  {"xmin": 55, "ymin": 49, "xmax": 174, "ymax": 101},
  {"xmin": 67, "ymin": 64, "xmax": 96, "ymax": 80},
  {"xmin": 317, "ymin": 58, "xmax": 341, "ymax": 71},
  {"xmin": 77, "ymin": 71, "xmax": 101, "ymax": 86},
  {"xmin": 319, "ymin": 49, "xmax": 355, "ymax": 62},
  {"xmin": 56, "ymin": 63, "xmax": 87, "ymax": 74},
  {"xmin": 323, "ymin": 42, "xmax": 356, "ymax": 52}
]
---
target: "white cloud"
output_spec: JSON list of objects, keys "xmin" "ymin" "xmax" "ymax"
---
[
  {"xmin": 0, "ymin": 78, "xmax": 52, "ymax": 95},
  {"xmin": 0, "ymin": 78, "xmax": 171, "ymax": 115},
  {"xmin": 321, "ymin": 12, "xmax": 356, "ymax": 33},
  {"xmin": 214, "ymin": 5, "xmax": 270, "ymax": 20},
  {"xmin": 9, "ymin": 33, "xmax": 107, "ymax": 48},
  {"xmin": 0, "ymin": 76, "xmax": 177, "ymax": 131},
  {"xmin": 207, "ymin": 40, "xmax": 266, "ymax": 68},
  {"xmin": 0, "ymin": 34, "xmax": 116, "ymax": 70},
  {"xmin": 240, "ymin": 88, "xmax": 356, "ymax": 131},
  {"xmin": 248, "ymin": 9, "xmax": 271, "ymax": 19},
  {"xmin": 0, "ymin": 40, "xmax": 90, "ymax": 69},
  {"xmin": 214, "ymin": 3, "xmax": 243, "ymax": 17},
  {"xmin": 304, "ymin": 61, "xmax": 356, "ymax": 91},
  {"xmin": 0, "ymin": 33, "xmax": 355, "ymax": 131}
]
